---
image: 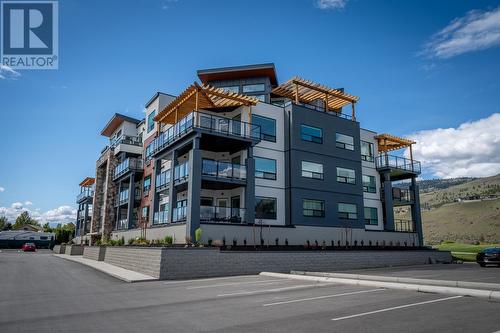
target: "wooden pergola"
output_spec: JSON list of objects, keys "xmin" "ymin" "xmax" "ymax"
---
[
  {"xmin": 375, "ymin": 133, "xmax": 416, "ymax": 160},
  {"xmin": 79, "ymin": 177, "xmax": 95, "ymax": 187},
  {"xmin": 154, "ymin": 82, "xmax": 259, "ymax": 125},
  {"xmin": 271, "ymin": 77, "xmax": 359, "ymax": 120}
]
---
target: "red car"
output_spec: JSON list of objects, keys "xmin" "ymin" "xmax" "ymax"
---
[{"xmin": 22, "ymin": 242, "xmax": 36, "ymax": 252}]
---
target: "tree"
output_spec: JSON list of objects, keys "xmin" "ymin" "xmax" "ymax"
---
[
  {"xmin": 13, "ymin": 211, "xmax": 39, "ymax": 229},
  {"xmin": 0, "ymin": 216, "xmax": 7, "ymax": 230},
  {"xmin": 43, "ymin": 222, "xmax": 52, "ymax": 232}
]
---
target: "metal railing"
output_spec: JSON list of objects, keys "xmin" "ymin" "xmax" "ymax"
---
[
  {"xmin": 116, "ymin": 188, "xmax": 141, "ymax": 205},
  {"xmin": 113, "ymin": 157, "xmax": 144, "ymax": 180},
  {"xmin": 155, "ymin": 169, "xmax": 171, "ymax": 191},
  {"xmin": 76, "ymin": 189, "xmax": 94, "ymax": 202},
  {"xmin": 395, "ymin": 219, "xmax": 415, "ymax": 232},
  {"xmin": 375, "ymin": 155, "xmax": 421, "ymax": 174},
  {"xmin": 201, "ymin": 159, "xmax": 246, "ymax": 180},
  {"xmin": 153, "ymin": 210, "xmax": 169, "ymax": 225},
  {"xmin": 146, "ymin": 111, "xmax": 261, "ymax": 158},
  {"xmin": 392, "ymin": 187, "xmax": 412, "ymax": 203},
  {"xmin": 172, "ymin": 206, "xmax": 187, "ymax": 222},
  {"xmin": 117, "ymin": 218, "xmax": 128, "ymax": 230},
  {"xmin": 174, "ymin": 162, "xmax": 189, "ymax": 182},
  {"xmin": 110, "ymin": 135, "xmax": 142, "ymax": 147},
  {"xmin": 200, "ymin": 206, "xmax": 246, "ymax": 224}
]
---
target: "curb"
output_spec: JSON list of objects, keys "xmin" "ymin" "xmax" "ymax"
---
[
  {"xmin": 260, "ymin": 272, "xmax": 500, "ymax": 301},
  {"xmin": 290, "ymin": 271, "xmax": 500, "ymax": 291}
]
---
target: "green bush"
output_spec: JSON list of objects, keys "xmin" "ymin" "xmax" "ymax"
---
[
  {"xmin": 164, "ymin": 235, "xmax": 173, "ymax": 245},
  {"xmin": 127, "ymin": 238, "xmax": 134, "ymax": 245},
  {"xmin": 195, "ymin": 227, "xmax": 202, "ymax": 244}
]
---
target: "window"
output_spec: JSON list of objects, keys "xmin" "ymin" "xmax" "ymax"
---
[
  {"xmin": 142, "ymin": 206, "xmax": 149, "ymax": 219},
  {"xmin": 303, "ymin": 199, "xmax": 325, "ymax": 217},
  {"xmin": 253, "ymin": 94, "xmax": 266, "ymax": 102},
  {"xmin": 243, "ymin": 83, "xmax": 265, "ymax": 93},
  {"xmin": 255, "ymin": 196, "xmax": 277, "ymax": 220},
  {"xmin": 220, "ymin": 86, "xmax": 239, "ymax": 93},
  {"xmin": 337, "ymin": 167, "xmax": 356, "ymax": 184},
  {"xmin": 338, "ymin": 203, "xmax": 358, "ymax": 220},
  {"xmin": 252, "ymin": 114, "xmax": 276, "ymax": 142},
  {"xmin": 364, "ymin": 207, "xmax": 378, "ymax": 225},
  {"xmin": 301, "ymin": 125, "xmax": 323, "ymax": 143},
  {"xmin": 147, "ymin": 110, "xmax": 156, "ymax": 133},
  {"xmin": 201, "ymin": 197, "xmax": 213, "ymax": 206},
  {"xmin": 336, "ymin": 133, "xmax": 354, "ymax": 150},
  {"xmin": 255, "ymin": 157, "xmax": 277, "ymax": 180},
  {"xmin": 143, "ymin": 176, "xmax": 151, "ymax": 194},
  {"xmin": 362, "ymin": 175, "xmax": 376, "ymax": 193},
  {"xmin": 361, "ymin": 141, "xmax": 374, "ymax": 162},
  {"xmin": 301, "ymin": 161, "xmax": 324, "ymax": 179}
]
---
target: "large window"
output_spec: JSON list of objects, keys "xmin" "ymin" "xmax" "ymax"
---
[
  {"xmin": 338, "ymin": 203, "xmax": 358, "ymax": 220},
  {"xmin": 255, "ymin": 197, "xmax": 277, "ymax": 220},
  {"xmin": 143, "ymin": 176, "xmax": 151, "ymax": 194},
  {"xmin": 220, "ymin": 86, "xmax": 239, "ymax": 94},
  {"xmin": 301, "ymin": 124, "xmax": 323, "ymax": 143},
  {"xmin": 362, "ymin": 175, "xmax": 376, "ymax": 193},
  {"xmin": 361, "ymin": 141, "xmax": 374, "ymax": 162},
  {"xmin": 364, "ymin": 207, "xmax": 378, "ymax": 225},
  {"xmin": 337, "ymin": 167, "xmax": 356, "ymax": 184},
  {"xmin": 255, "ymin": 157, "xmax": 277, "ymax": 180},
  {"xmin": 252, "ymin": 114, "xmax": 276, "ymax": 142},
  {"xmin": 243, "ymin": 83, "xmax": 265, "ymax": 93},
  {"xmin": 147, "ymin": 110, "xmax": 156, "ymax": 133},
  {"xmin": 336, "ymin": 133, "xmax": 354, "ymax": 150},
  {"xmin": 301, "ymin": 161, "xmax": 324, "ymax": 179},
  {"xmin": 303, "ymin": 199, "xmax": 325, "ymax": 217}
]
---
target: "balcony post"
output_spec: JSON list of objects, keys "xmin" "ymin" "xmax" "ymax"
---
[
  {"xmin": 168, "ymin": 150, "xmax": 178, "ymax": 224},
  {"xmin": 115, "ymin": 181, "xmax": 121, "ymax": 231},
  {"xmin": 151, "ymin": 157, "xmax": 161, "ymax": 226},
  {"xmin": 410, "ymin": 176, "xmax": 423, "ymax": 246},
  {"xmin": 127, "ymin": 173, "xmax": 134, "ymax": 229},
  {"xmin": 83, "ymin": 202, "xmax": 89, "ymax": 241},
  {"xmin": 245, "ymin": 147, "xmax": 255, "ymax": 225},
  {"xmin": 186, "ymin": 136, "xmax": 201, "ymax": 240},
  {"xmin": 76, "ymin": 205, "xmax": 81, "ymax": 237},
  {"xmin": 382, "ymin": 172, "xmax": 395, "ymax": 231}
]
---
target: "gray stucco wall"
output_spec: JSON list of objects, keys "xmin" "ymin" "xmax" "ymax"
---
[{"xmin": 83, "ymin": 246, "xmax": 106, "ymax": 261}]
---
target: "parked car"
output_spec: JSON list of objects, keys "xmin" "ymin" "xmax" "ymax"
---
[
  {"xmin": 476, "ymin": 247, "xmax": 500, "ymax": 267},
  {"xmin": 21, "ymin": 242, "xmax": 36, "ymax": 252}
]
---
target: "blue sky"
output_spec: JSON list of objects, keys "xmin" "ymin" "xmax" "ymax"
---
[{"xmin": 1, "ymin": 0, "xmax": 500, "ymax": 224}]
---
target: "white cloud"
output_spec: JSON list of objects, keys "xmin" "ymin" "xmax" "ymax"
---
[
  {"xmin": 24, "ymin": 201, "xmax": 33, "ymax": 206},
  {"xmin": 0, "ymin": 64, "xmax": 21, "ymax": 80},
  {"xmin": 315, "ymin": 0, "xmax": 348, "ymax": 10},
  {"xmin": 420, "ymin": 7, "xmax": 500, "ymax": 59},
  {"xmin": 408, "ymin": 113, "xmax": 500, "ymax": 178},
  {"xmin": 0, "ymin": 187, "xmax": 4, "ymax": 192},
  {"xmin": 0, "ymin": 204, "xmax": 76, "ymax": 225}
]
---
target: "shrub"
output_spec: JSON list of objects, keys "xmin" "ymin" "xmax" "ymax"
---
[
  {"xmin": 127, "ymin": 238, "xmax": 134, "ymax": 245},
  {"xmin": 207, "ymin": 238, "xmax": 213, "ymax": 246},
  {"xmin": 164, "ymin": 235, "xmax": 173, "ymax": 245},
  {"xmin": 195, "ymin": 227, "xmax": 202, "ymax": 244}
]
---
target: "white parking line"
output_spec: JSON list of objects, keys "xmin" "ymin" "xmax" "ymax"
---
[
  {"xmin": 163, "ymin": 275, "xmax": 260, "ymax": 285},
  {"xmin": 186, "ymin": 279, "xmax": 286, "ymax": 290},
  {"xmin": 263, "ymin": 288, "xmax": 385, "ymax": 306},
  {"xmin": 331, "ymin": 295, "xmax": 463, "ymax": 321},
  {"xmin": 217, "ymin": 284, "xmax": 321, "ymax": 297}
]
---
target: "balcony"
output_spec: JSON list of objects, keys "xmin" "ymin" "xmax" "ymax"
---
[
  {"xmin": 146, "ymin": 111, "xmax": 261, "ymax": 158},
  {"xmin": 155, "ymin": 170, "xmax": 171, "ymax": 192},
  {"xmin": 381, "ymin": 187, "xmax": 413, "ymax": 206},
  {"xmin": 202, "ymin": 159, "xmax": 246, "ymax": 181},
  {"xmin": 76, "ymin": 189, "xmax": 94, "ymax": 203},
  {"xmin": 153, "ymin": 210, "xmax": 169, "ymax": 225},
  {"xmin": 110, "ymin": 135, "xmax": 142, "ymax": 147},
  {"xmin": 113, "ymin": 158, "xmax": 144, "ymax": 180},
  {"xmin": 77, "ymin": 208, "xmax": 93, "ymax": 219},
  {"xmin": 375, "ymin": 155, "xmax": 421, "ymax": 180},
  {"xmin": 172, "ymin": 206, "xmax": 187, "ymax": 222},
  {"xmin": 394, "ymin": 219, "xmax": 416, "ymax": 232},
  {"xmin": 174, "ymin": 162, "xmax": 189, "ymax": 183},
  {"xmin": 200, "ymin": 206, "xmax": 246, "ymax": 224},
  {"xmin": 116, "ymin": 188, "xmax": 142, "ymax": 206}
]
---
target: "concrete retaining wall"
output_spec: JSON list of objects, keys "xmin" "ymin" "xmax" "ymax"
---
[
  {"xmin": 158, "ymin": 249, "xmax": 452, "ymax": 280},
  {"xmin": 110, "ymin": 224, "xmax": 187, "ymax": 245},
  {"xmin": 104, "ymin": 247, "xmax": 164, "ymax": 278},
  {"xmin": 83, "ymin": 246, "xmax": 106, "ymax": 261},
  {"xmin": 64, "ymin": 245, "xmax": 84, "ymax": 255},
  {"xmin": 53, "ymin": 244, "xmax": 66, "ymax": 254}
]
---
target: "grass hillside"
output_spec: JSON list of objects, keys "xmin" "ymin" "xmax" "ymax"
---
[{"xmin": 416, "ymin": 173, "xmax": 500, "ymax": 244}]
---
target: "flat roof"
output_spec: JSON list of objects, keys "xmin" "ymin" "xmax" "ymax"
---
[
  {"xmin": 197, "ymin": 63, "xmax": 278, "ymax": 86},
  {"xmin": 100, "ymin": 113, "xmax": 141, "ymax": 137},
  {"xmin": 144, "ymin": 91, "xmax": 176, "ymax": 109}
]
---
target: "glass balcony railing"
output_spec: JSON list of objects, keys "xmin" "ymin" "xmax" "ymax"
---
[
  {"xmin": 116, "ymin": 188, "xmax": 141, "ymax": 206},
  {"xmin": 146, "ymin": 111, "xmax": 261, "ymax": 158},
  {"xmin": 153, "ymin": 210, "xmax": 169, "ymax": 225},
  {"xmin": 76, "ymin": 189, "xmax": 94, "ymax": 202},
  {"xmin": 201, "ymin": 159, "xmax": 246, "ymax": 180},
  {"xmin": 394, "ymin": 219, "xmax": 415, "ymax": 232},
  {"xmin": 375, "ymin": 155, "xmax": 421, "ymax": 174},
  {"xmin": 172, "ymin": 206, "xmax": 187, "ymax": 222},
  {"xmin": 174, "ymin": 162, "xmax": 189, "ymax": 182},
  {"xmin": 110, "ymin": 135, "xmax": 142, "ymax": 148},
  {"xmin": 200, "ymin": 206, "xmax": 246, "ymax": 224},
  {"xmin": 113, "ymin": 157, "xmax": 144, "ymax": 180},
  {"xmin": 155, "ymin": 170, "xmax": 171, "ymax": 190},
  {"xmin": 117, "ymin": 218, "xmax": 128, "ymax": 230},
  {"xmin": 392, "ymin": 187, "xmax": 412, "ymax": 204}
]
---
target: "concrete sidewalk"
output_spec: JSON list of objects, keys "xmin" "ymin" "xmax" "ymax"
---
[{"xmin": 53, "ymin": 254, "xmax": 157, "ymax": 283}]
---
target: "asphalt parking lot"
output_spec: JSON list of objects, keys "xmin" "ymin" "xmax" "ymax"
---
[{"xmin": 1, "ymin": 250, "xmax": 499, "ymax": 333}]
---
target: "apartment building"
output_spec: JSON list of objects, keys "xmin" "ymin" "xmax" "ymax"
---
[{"xmin": 77, "ymin": 63, "xmax": 423, "ymax": 246}]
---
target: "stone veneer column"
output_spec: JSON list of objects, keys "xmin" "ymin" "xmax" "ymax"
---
[
  {"xmin": 186, "ymin": 136, "xmax": 201, "ymax": 240},
  {"xmin": 102, "ymin": 150, "xmax": 118, "ymax": 239},
  {"xmin": 244, "ymin": 146, "xmax": 255, "ymax": 224}
]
